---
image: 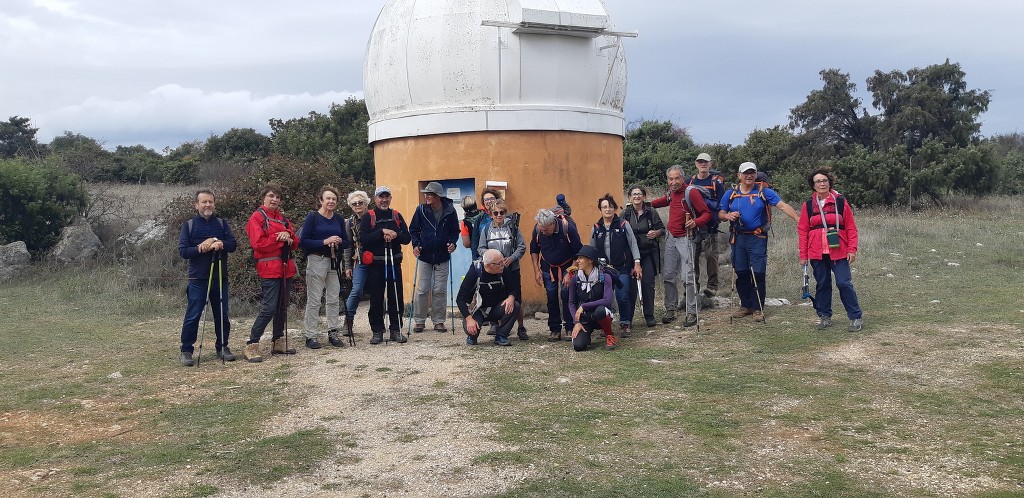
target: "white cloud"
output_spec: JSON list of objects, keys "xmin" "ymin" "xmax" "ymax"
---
[{"xmin": 34, "ymin": 85, "xmax": 361, "ymax": 151}]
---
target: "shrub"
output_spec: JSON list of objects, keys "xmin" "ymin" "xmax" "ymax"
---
[{"xmin": 0, "ymin": 158, "xmax": 88, "ymax": 255}]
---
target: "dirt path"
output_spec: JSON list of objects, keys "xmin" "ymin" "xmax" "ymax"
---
[{"xmin": 222, "ymin": 312, "xmax": 541, "ymax": 497}]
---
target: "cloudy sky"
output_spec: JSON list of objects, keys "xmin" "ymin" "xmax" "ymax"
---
[{"xmin": 2, "ymin": 0, "xmax": 1021, "ymax": 151}]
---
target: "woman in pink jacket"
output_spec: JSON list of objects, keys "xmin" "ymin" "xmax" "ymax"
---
[{"xmin": 797, "ymin": 168, "xmax": 863, "ymax": 332}]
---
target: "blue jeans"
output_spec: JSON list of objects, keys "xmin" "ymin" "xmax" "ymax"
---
[
  {"xmin": 345, "ymin": 263, "xmax": 368, "ymax": 321},
  {"xmin": 811, "ymin": 256, "xmax": 862, "ymax": 320},
  {"xmin": 613, "ymin": 271, "xmax": 633, "ymax": 325},
  {"xmin": 181, "ymin": 277, "xmax": 229, "ymax": 353},
  {"xmin": 731, "ymin": 233, "xmax": 768, "ymax": 310},
  {"xmin": 541, "ymin": 267, "xmax": 572, "ymax": 333}
]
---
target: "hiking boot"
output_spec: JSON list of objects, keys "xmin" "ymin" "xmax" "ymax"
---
[
  {"xmin": 620, "ymin": 324, "xmax": 631, "ymax": 338},
  {"xmin": 412, "ymin": 323, "xmax": 425, "ymax": 333},
  {"xmin": 217, "ymin": 347, "xmax": 236, "ymax": 361},
  {"xmin": 683, "ymin": 313, "xmax": 698, "ymax": 327},
  {"xmin": 817, "ymin": 316, "xmax": 832, "ymax": 330},
  {"xmin": 753, "ymin": 311, "xmax": 765, "ymax": 322},
  {"xmin": 645, "ymin": 318, "xmax": 657, "ymax": 328},
  {"xmin": 466, "ymin": 334, "xmax": 478, "ymax": 345},
  {"xmin": 662, "ymin": 310, "xmax": 676, "ymax": 323},
  {"xmin": 702, "ymin": 288, "xmax": 717, "ymax": 298},
  {"xmin": 731, "ymin": 307, "xmax": 754, "ymax": 318},
  {"xmin": 327, "ymin": 329, "xmax": 343, "ymax": 347},
  {"xmin": 486, "ymin": 325, "xmax": 497, "ymax": 336},
  {"xmin": 548, "ymin": 331, "xmax": 561, "ymax": 342},
  {"xmin": 434, "ymin": 323, "xmax": 447, "ymax": 333},
  {"xmin": 517, "ymin": 326, "xmax": 529, "ymax": 341},
  {"xmin": 306, "ymin": 338, "xmax": 322, "ymax": 349},
  {"xmin": 343, "ymin": 318, "xmax": 354, "ymax": 337},
  {"xmin": 389, "ymin": 330, "xmax": 407, "ymax": 344},
  {"xmin": 494, "ymin": 336, "xmax": 512, "ymax": 346},
  {"xmin": 605, "ymin": 334, "xmax": 618, "ymax": 351},
  {"xmin": 272, "ymin": 337, "xmax": 297, "ymax": 355},
  {"xmin": 179, "ymin": 352, "xmax": 195, "ymax": 367},
  {"xmin": 370, "ymin": 330, "xmax": 384, "ymax": 345},
  {"xmin": 243, "ymin": 342, "xmax": 263, "ymax": 363},
  {"xmin": 848, "ymin": 318, "xmax": 863, "ymax": 332}
]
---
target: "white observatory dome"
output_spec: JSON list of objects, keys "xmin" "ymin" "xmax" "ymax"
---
[{"xmin": 363, "ymin": 0, "xmax": 631, "ymax": 143}]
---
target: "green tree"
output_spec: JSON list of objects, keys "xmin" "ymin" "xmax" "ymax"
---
[
  {"xmin": 202, "ymin": 128, "xmax": 271, "ymax": 162},
  {"xmin": 269, "ymin": 97, "xmax": 374, "ymax": 182},
  {"xmin": 867, "ymin": 60, "xmax": 991, "ymax": 153},
  {"xmin": 623, "ymin": 120, "xmax": 698, "ymax": 188},
  {"xmin": 0, "ymin": 116, "xmax": 44, "ymax": 159},
  {"xmin": 107, "ymin": 144, "xmax": 165, "ymax": 183},
  {"xmin": 0, "ymin": 158, "xmax": 89, "ymax": 254},
  {"xmin": 788, "ymin": 69, "xmax": 875, "ymax": 155},
  {"xmin": 49, "ymin": 132, "xmax": 113, "ymax": 180}
]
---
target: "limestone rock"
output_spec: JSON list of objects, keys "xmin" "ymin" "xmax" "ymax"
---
[
  {"xmin": 119, "ymin": 219, "xmax": 168, "ymax": 249},
  {"xmin": 0, "ymin": 241, "xmax": 31, "ymax": 281},
  {"xmin": 50, "ymin": 218, "xmax": 102, "ymax": 264}
]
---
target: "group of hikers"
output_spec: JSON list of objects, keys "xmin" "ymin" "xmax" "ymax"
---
[{"xmin": 176, "ymin": 154, "xmax": 864, "ymax": 366}]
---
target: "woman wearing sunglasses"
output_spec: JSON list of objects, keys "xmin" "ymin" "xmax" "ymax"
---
[{"xmin": 477, "ymin": 198, "xmax": 529, "ymax": 340}]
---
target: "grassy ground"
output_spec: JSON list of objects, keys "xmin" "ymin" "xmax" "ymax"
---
[
  {"xmin": 0, "ymin": 267, "xmax": 333, "ymax": 497},
  {"xmin": 1, "ymin": 198, "xmax": 1022, "ymax": 497}
]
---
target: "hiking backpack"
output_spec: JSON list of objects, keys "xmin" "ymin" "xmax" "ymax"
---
[
  {"xmin": 724, "ymin": 184, "xmax": 772, "ymax": 238},
  {"xmin": 805, "ymin": 195, "xmax": 847, "ymax": 229}
]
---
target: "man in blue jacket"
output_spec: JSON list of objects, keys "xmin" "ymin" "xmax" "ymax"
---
[
  {"xmin": 177, "ymin": 189, "xmax": 238, "ymax": 366},
  {"xmin": 409, "ymin": 182, "xmax": 460, "ymax": 333}
]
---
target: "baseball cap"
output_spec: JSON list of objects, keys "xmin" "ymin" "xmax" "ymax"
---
[
  {"xmin": 374, "ymin": 186, "xmax": 392, "ymax": 197},
  {"xmin": 738, "ymin": 162, "xmax": 758, "ymax": 173},
  {"xmin": 696, "ymin": 153, "xmax": 712, "ymax": 162}
]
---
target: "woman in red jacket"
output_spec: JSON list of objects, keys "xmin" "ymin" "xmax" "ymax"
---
[
  {"xmin": 243, "ymin": 184, "xmax": 300, "ymax": 362},
  {"xmin": 797, "ymin": 168, "xmax": 863, "ymax": 332}
]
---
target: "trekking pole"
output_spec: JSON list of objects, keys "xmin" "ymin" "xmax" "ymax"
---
[
  {"xmin": 279, "ymin": 245, "xmax": 291, "ymax": 354},
  {"xmin": 383, "ymin": 245, "xmax": 392, "ymax": 345},
  {"xmin": 392, "ymin": 246, "xmax": 404, "ymax": 333},
  {"xmin": 802, "ymin": 263, "xmax": 816, "ymax": 307},
  {"xmin": 196, "ymin": 257, "xmax": 216, "ymax": 367},
  {"xmin": 449, "ymin": 260, "xmax": 455, "ymax": 334},
  {"xmin": 217, "ymin": 253, "xmax": 226, "ymax": 365},
  {"xmin": 750, "ymin": 265, "xmax": 766, "ymax": 324},
  {"xmin": 691, "ymin": 240, "xmax": 701, "ymax": 334},
  {"xmin": 407, "ymin": 257, "xmax": 419, "ymax": 337},
  {"xmin": 330, "ymin": 245, "xmax": 349, "ymax": 346}
]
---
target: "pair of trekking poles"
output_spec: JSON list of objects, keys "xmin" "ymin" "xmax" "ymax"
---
[
  {"xmin": 405, "ymin": 248, "xmax": 457, "ymax": 337},
  {"xmin": 196, "ymin": 251, "xmax": 227, "ymax": 367},
  {"xmin": 330, "ymin": 246, "xmax": 355, "ymax": 346}
]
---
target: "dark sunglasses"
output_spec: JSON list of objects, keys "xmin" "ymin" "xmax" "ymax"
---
[{"xmin": 492, "ymin": 210, "xmax": 507, "ymax": 216}]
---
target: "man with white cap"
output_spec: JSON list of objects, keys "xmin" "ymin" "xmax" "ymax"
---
[
  {"xmin": 719, "ymin": 162, "xmax": 799, "ymax": 322},
  {"xmin": 689, "ymin": 152, "xmax": 725, "ymax": 298},
  {"xmin": 409, "ymin": 181, "xmax": 460, "ymax": 333},
  {"xmin": 359, "ymin": 186, "xmax": 412, "ymax": 344}
]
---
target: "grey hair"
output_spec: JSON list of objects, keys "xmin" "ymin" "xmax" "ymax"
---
[
  {"xmin": 347, "ymin": 190, "xmax": 370, "ymax": 205},
  {"xmin": 535, "ymin": 208, "xmax": 556, "ymax": 226},
  {"xmin": 666, "ymin": 164, "xmax": 686, "ymax": 177},
  {"xmin": 482, "ymin": 248, "xmax": 503, "ymax": 265}
]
